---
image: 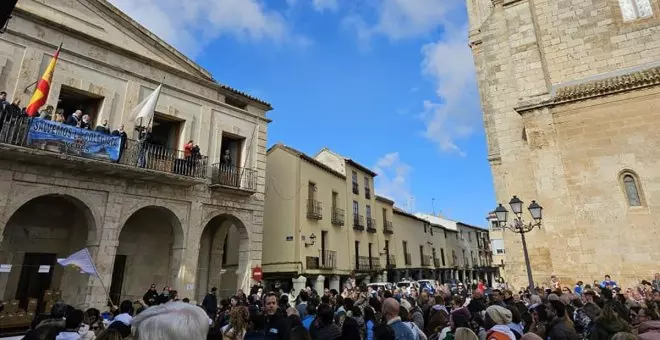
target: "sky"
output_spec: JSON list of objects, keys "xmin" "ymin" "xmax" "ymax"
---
[{"xmin": 109, "ymin": 0, "xmax": 495, "ymax": 227}]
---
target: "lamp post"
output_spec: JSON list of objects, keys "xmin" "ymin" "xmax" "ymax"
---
[{"xmin": 493, "ymin": 196, "xmax": 543, "ymax": 291}]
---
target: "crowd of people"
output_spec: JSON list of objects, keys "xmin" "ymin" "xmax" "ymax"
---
[{"xmin": 16, "ymin": 274, "xmax": 660, "ymax": 340}]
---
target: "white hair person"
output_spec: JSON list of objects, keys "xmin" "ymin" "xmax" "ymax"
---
[{"xmin": 131, "ymin": 301, "xmax": 209, "ymax": 340}]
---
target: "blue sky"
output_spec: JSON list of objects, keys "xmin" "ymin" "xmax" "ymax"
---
[{"xmin": 110, "ymin": 0, "xmax": 495, "ymax": 227}]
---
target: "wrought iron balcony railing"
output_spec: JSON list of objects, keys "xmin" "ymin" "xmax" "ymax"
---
[
  {"xmin": 353, "ymin": 214, "xmax": 364, "ymax": 231},
  {"xmin": 383, "ymin": 220, "xmax": 394, "ymax": 234},
  {"xmin": 331, "ymin": 207, "xmax": 344, "ymax": 226},
  {"xmin": 356, "ymin": 256, "xmax": 380, "ymax": 271},
  {"xmin": 421, "ymin": 255, "xmax": 432, "ymax": 267},
  {"xmin": 306, "ymin": 199, "xmax": 323, "ymax": 220},
  {"xmin": 210, "ymin": 163, "xmax": 257, "ymax": 191},
  {"xmin": 306, "ymin": 250, "xmax": 337, "ymax": 270},
  {"xmin": 386, "ymin": 255, "xmax": 396, "ymax": 269},
  {"xmin": 366, "ymin": 218, "xmax": 377, "ymax": 233}
]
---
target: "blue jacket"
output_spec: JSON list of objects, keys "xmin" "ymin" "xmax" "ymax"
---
[
  {"xmin": 388, "ymin": 318, "xmax": 416, "ymax": 340},
  {"xmin": 366, "ymin": 319, "xmax": 375, "ymax": 340},
  {"xmin": 302, "ymin": 315, "xmax": 314, "ymax": 330}
]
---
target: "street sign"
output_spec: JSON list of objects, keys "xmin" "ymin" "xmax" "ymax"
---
[{"xmin": 252, "ymin": 266, "xmax": 263, "ymax": 281}]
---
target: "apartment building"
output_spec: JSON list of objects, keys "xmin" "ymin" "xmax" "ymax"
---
[
  {"xmin": 263, "ymin": 144, "xmax": 497, "ymax": 291},
  {"xmin": 0, "ymin": 0, "xmax": 268, "ymax": 309}
]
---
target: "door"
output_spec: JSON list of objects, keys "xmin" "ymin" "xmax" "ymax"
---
[
  {"xmin": 16, "ymin": 253, "xmax": 56, "ymax": 311},
  {"xmin": 354, "ymin": 241, "xmax": 360, "ymax": 269},
  {"xmin": 385, "ymin": 240, "xmax": 390, "ymax": 266},
  {"xmin": 321, "ymin": 231, "xmax": 328, "ymax": 266},
  {"xmin": 368, "ymin": 243, "xmax": 373, "ymax": 269},
  {"xmin": 109, "ymin": 255, "xmax": 127, "ymax": 306}
]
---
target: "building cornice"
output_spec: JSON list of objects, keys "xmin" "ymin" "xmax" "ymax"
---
[
  {"xmin": 269, "ymin": 144, "xmax": 347, "ymax": 180},
  {"xmin": 516, "ymin": 65, "xmax": 660, "ymax": 114},
  {"xmin": 375, "ymin": 195, "xmax": 395, "ymax": 205}
]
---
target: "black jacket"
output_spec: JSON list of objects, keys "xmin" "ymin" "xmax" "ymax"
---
[
  {"xmin": 202, "ymin": 293, "xmax": 218, "ymax": 314},
  {"xmin": 142, "ymin": 290, "xmax": 159, "ymax": 306},
  {"xmin": 264, "ymin": 312, "xmax": 290, "ymax": 340},
  {"xmin": 546, "ymin": 317, "xmax": 578, "ymax": 340}
]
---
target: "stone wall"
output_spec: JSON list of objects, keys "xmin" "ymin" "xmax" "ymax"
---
[
  {"xmin": 0, "ymin": 150, "xmax": 265, "ymax": 308},
  {"xmin": 469, "ymin": 0, "xmax": 660, "ymax": 288}
]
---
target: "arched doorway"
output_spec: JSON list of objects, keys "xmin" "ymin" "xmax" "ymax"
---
[
  {"xmin": 110, "ymin": 206, "xmax": 184, "ymax": 303},
  {"xmin": 0, "ymin": 194, "xmax": 96, "ymax": 309},
  {"xmin": 196, "ymin": 214, "xmax": 250, "ymax": 301}
]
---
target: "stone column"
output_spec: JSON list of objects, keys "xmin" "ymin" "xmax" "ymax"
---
[
  {"xmin": 315, "ymin": 275, "xmax": 325, "ymax": 295},
  {"xmin": 329, "ymin": 276, "xmax": 340, "ymax": 292},
  {"xmin": 292, "ymin": 276, "xmax": 306, "ymax": 295},
  {"xmin": 362, "ymin": 275, "xmax": 371, "ymax": 285}
]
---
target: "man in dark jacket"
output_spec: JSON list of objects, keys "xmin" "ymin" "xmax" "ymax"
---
[
  {"xmin": 264, "ymin": 293, "xmax": 290, "ymax": 340},
  {"xmin": 546, "ymin": 300, "xmax": 578, "ymax": 340},
  {"xmin": 202, "ymin": 287, "xmax": 219, "ymax": 319},
  {"xmin": 142, "ymin": 284, "xmax": 159, "ymax": 306}
]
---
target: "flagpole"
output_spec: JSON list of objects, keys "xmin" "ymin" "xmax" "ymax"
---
[{"xmin": 85, "ymin": 247, "xmax": 114, "ymax": 307}]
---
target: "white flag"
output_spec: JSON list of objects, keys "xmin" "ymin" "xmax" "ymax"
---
[
  {"xmin": 130, "ymin": 84, "xmax": 162, "ymax": 122},
  {"xmin": 57, "ymin": 248, "xmax": 98, "ymax": 276}
]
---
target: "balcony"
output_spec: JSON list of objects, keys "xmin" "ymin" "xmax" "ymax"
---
[
  {"xmin": 383, "ymin": 220, "xmax": 394, "ymax": 235},
  {"xmin": 386, "ymin": 255, "xmax": 396, "ymax": 269},
  {"xmin": 404, "ymin": 253, "xmax": 412, "ymax": 266},
  {"xmin": 0, "ymin": 116, "xmax": 211, "ymax": 185},
  {"xmin": 306, "ymin": 199, "xmax": 323, "ymax": 220},
  {"xmin": 421, "ymin": 255, "xmax": 432, "ymax": 267},
  {"xmin": 365, "ymin": 187, "xmax": 371, "ymax": 199},
  {"xmin": 353, "ymin": 214, "xmax": 364, "ymax": 231},
  {"xmin": 434, "ymin": 257, "xmax": 441, "ymax": 268},
  {"xmin": 352, "ymin": 182, "xmax": 359, "ymax": 194},
  {"xmin": 366, "ymin": 218, "xmax": 377, "ymax": 233},
  {"xmin": 331, "ymin": 207, "xmax": 345, "ymax": 226},
  {"xmin": 306, "ymin": 250, "xmax": 337, "ymax": 270},
  {"xmin": 356, "ymin": 256, "xmax": 380, "ymax": 272},
  {"xmin": 210, "ymin": 163, "xmax": 258, "ymax": 193}
]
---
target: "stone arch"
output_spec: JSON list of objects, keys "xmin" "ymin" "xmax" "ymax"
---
[
  {"xmin": 2, "ymin": 188, "xmax": 103, "ymax": 245},
  {"xmin": 112, "ymin": 205, "xmax": 186, "ymax": 303},
  {"xmin": 196, "ymin": 213, "xmax": 251, "ymax": 300},
  {"xmin": 0, "ymin": 193, "xmax": 99, "ymax": 307},
  {"xmin": 617, "ymin": 169, "xmax": 646, "ymax": 208}
]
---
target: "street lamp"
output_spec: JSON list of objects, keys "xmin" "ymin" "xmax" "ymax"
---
[{"xmin": 493, "ymin": 196, "xmax": 543, "ymax": 291}]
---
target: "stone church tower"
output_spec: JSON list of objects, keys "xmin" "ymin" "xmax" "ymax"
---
[{"xmin": 468, "ymin": 0, "xmax": 660, "ymax": 288}]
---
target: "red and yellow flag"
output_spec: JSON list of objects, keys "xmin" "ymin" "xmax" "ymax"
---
[{"xmin": 26, "ymin": 44, "xmax": 62, "ymax": 117}]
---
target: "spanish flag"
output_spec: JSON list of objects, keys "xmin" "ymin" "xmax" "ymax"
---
[{"xmin": 26, "ymin": 44, "xmax": 62, "ymax": 117}]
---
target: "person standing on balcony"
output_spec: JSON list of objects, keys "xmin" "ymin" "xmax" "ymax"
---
[
  {"xmin": 0, "ymin": 92, "xmax": 8, "ymax": 114},
  {"xmin": 65, "ymin": 110, "xmax": 82, "ymax": 127},
  {"xmin": 95, "ymin": 120, "xmax": 110, "ymax": 134},
  {"xmin": 81, "ymin": 114, "xmax": 92, "ymax": 130},
  {"xmin": 39, "ymin": 105, "xmax": 53, "ymax": 120}
]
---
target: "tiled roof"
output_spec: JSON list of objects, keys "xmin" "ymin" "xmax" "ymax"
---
[{"xmin": 554, "ymin": 66, "xmax": 660, "ymax": 103}]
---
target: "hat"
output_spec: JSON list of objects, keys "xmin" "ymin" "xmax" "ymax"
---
[
  {"xmin": 400, "ymin": 298, "xmax": 412, "ymax": 312},
  {"xmin": 486, "ymin": 305, "xmax": 512, "ymax": 325}
]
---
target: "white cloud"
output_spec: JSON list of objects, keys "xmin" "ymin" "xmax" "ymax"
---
[
  {"xmin": 343, "ymin": 0, "xmax": 480, "ymax": 156},
  {"xmin": 108, "ymin": 0, "xmax": 303, "ymax": 58},
  {"xmin": 420, "ymin": 23, "xmax": 479, "ymax": 156},
  {"xmin": 374, "ymin": 152, "xmax": 414, "ymax": 208},
  {"xmin": 312, "ymin": 0, "xmax": 339, "ymax": 12}
]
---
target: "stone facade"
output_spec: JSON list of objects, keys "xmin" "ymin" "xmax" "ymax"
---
[
  {"xmin": 468, "ymin": 0, "xmax": 660, "ymax": 288},
  {"xmin": 0, "ymin": 0, "xmax": 269, "ymax": 309}
]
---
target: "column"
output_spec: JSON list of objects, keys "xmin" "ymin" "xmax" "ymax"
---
[
  {"xmin": 315, "ymin": 275, "xmax": 325, "ymax": 295},
  {"xmin": 292, "ymin": 276, "xmax": 306, "ymax": 295},
  {"xmin": 329, "ymin": 276, "xmax": 340, "ymax": 292}
]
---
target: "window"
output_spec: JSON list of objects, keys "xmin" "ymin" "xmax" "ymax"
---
[
  {"xmin": 430, "ymin": 226, "xmax": 433, "ymax": 236},
  {"xmin": 224, "ymin": 96, "xmax": 248, "ymax": 110},
  {"xmin": 440, "ymin": 248, "xmax": 446, "ymax": 266},
  {"xmin": 364, "ymin": 176, "xmax": 371, "ymax": 198},
  {"xmin": 492, "ymin": 239, "xmax": 505, "ymax": 255},
  {"xmin": 496, "ymin": 249, "xmax": 505, "ymax": 255},
  {"xmin": 619, "ymin": 0, "xmax": 653, "ymax": 21},
  {"xmin": 423, "ymin": 223, "xmax": 427, "ymax": 233},
  {"xmin": 622, "ymin": 173, "xmax": 643, "ymax": 206},
  {"xmin": 308, "ymin": 182, "xmax": 317, "ymax": 200},
  {"xmin": 468, "ymin": 231, "xmax": 472, "ymax": 242},
  {"xmin": 353, "ymin": 200, "xmax": 359, "ymax": 214},
  {"xmin": 57, "ymin": 85, "xmax": 104, "ymax": 128},
  {"xmin": 352, "ymin": 171, "xmax": 359, "ymax": 194},
  {"xmin": 366, "ymin": 205, "xmax": 372, "ymax": 219},
  {"xmin": 491, "ymin": 221, "xmax": 499, "ymax": 231},
  {"xmin": 382, "ymin": 208, "xmax": 387, "ymax": 221},
  {"xmin": 221, "ymin": 133, "xmax": 245, "ymax": 167},
  {"xmin": 444, "ymin": 230, "xmax": 447, "ymax": 238},
  {"xmin": 332, "ymin": 191, "xmax": 338, "ymax": 208}
]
